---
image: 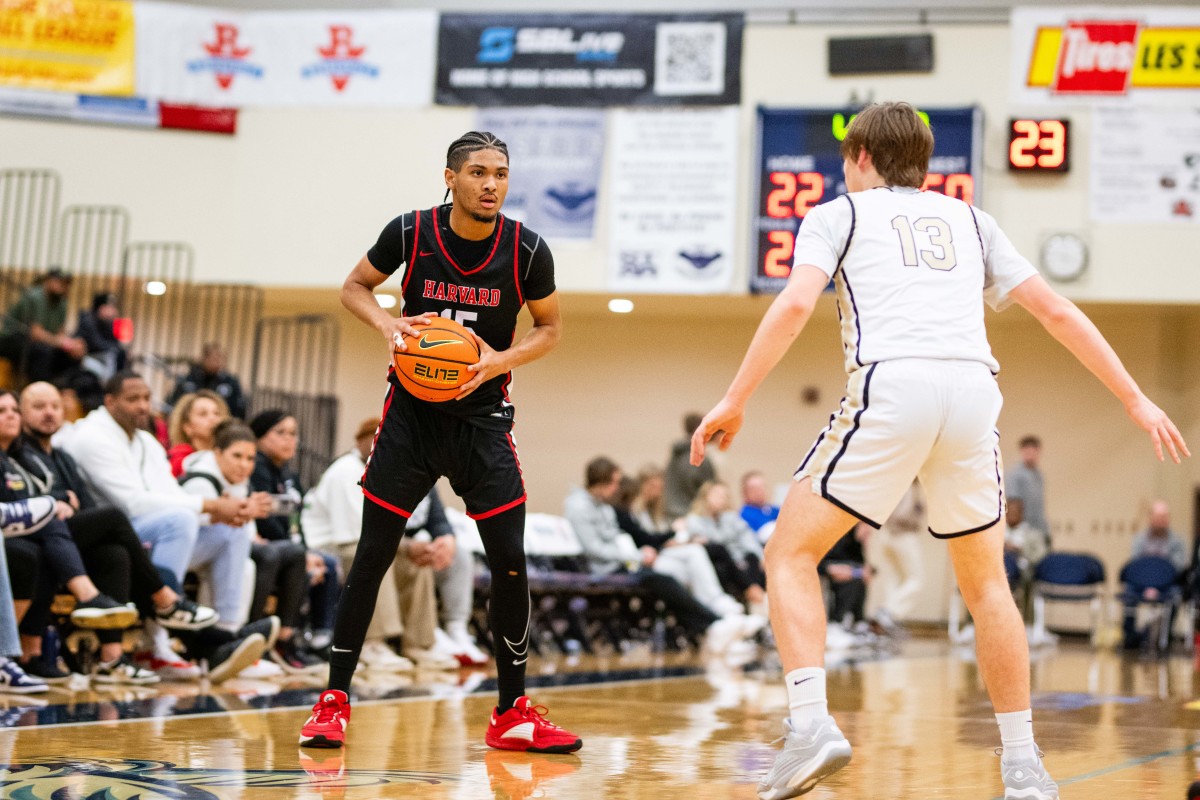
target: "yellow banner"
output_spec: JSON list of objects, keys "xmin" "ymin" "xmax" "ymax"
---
[
  {"xmin": 0, "ymin": 0, "xmax": 135, "ymax": 95},
  {"xmin": 1027, "ymin": 24, "xmax": 1200, "ymax": 90}
]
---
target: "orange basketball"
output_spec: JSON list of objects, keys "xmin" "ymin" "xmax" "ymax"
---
[{"xmin": 392, "ymin": 316, "xmax": 480, "ymax": 403}]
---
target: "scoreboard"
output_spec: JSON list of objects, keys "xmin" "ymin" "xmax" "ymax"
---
[{"xmin": 751, "ymin": 106, "xmax": 982, "ymax": 294}]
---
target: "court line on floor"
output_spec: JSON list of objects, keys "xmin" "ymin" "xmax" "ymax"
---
[
  {"xmin": 988, "ymin": 740, "xmax": 1200, "ymax": 800},
  {"xmin": 0, "ymin": 667, "xmax": 711, "ymax": 731}
]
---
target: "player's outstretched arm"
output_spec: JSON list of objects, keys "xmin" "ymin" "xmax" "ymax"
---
[
  {"xmin": 341, "ymin": 255, "xmax": 433, "ymax": 351},
  {"xmin": 1011, "ymin": 274, "xmax": 1190, "ymax": 463},
  {"xmin": 458, "ymin": 291, "xmax": 562, "ymax": 399},
  {"xmin": 690, "ymin": 265, "xmax": 828, "ymax": 466}
]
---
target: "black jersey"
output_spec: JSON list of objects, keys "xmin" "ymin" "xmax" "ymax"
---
[{"xmin": 366, "ymin": 204, "xmax": 555, "ymax": 425}]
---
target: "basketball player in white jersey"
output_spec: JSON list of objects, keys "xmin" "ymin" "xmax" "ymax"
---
[{"xmin": 692, "ymin": 102, "xmax": 1188, "ymax": 800}]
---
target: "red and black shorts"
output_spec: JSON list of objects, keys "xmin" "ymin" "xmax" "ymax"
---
[{"xmin": 360, "ymin": 382, "xmax": 527, "ymax": 521}]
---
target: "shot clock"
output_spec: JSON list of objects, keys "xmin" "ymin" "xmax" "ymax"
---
[
  {"xmin": 1008, "ymin": 118, "xmax": 1070, "ymax": 172},
  {"xmin": 752, "ymin": 107, "xmax": 983, "ymax": 293}
]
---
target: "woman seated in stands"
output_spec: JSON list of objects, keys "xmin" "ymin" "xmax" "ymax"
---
[
  {"xmin": 167, "ymin": 390, "xmax": 230, "ymax": 478},
  {"xmin": 181, "ymin": 419, "xmax": 323, "ymax": 673},
  {"xmin": 249, "ymin": 410, "xmax": 338, "ymax": 665},
  {"xmin": 684, "ymin": 481, "xmax": 768, "ymax": 615},
  {"xmin": 0, "ymin": 389, "xmax": 154, "ymax": 684}
]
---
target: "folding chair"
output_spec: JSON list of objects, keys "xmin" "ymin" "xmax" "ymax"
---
[
  {"xmin": 1030, "ymin": 553, "xmax": 1107, "ymax": 646},
  {"xmin": 1118, "ymin": 555, "xmax": 1183, "ymax": 654}
]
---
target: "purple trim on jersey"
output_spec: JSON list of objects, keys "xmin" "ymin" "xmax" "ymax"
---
[
  {"xmin": 927, "ymin": 429, "xmax": 1004, "ymax": 539},
  {"xmin": 967, "ymin": 205, "xmax": 986, "ymax": 261},
  {"xmin": 822, "ymin": 491, "xmax": 881, "ymax": 529},
  {"xmin": 432, "ymin": 205, "xmax": 505, "ymax": 276},
  {"xmin": 795, "ymin": 399, "xmax": 845, "ymax": 476},
  {"xmin": 836, "ymin": 196, "xmax": 864, "ymax": 368},
  {"xmin": 820, "ymin": 361, "xmax": 876, "ymax": 498}
]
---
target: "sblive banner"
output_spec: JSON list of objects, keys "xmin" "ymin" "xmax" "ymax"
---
[
  {"xmin": 608, "ymin": 108, "xmax": 739, "ymax": 294},
  {"xmin": 1011, "ymin": 6, "xmax": 1200, "ymax": 104},
  {"xmin": 0, "ymin": 0, "xmax": 135, "ymax": 95},
  {"xmin": 438, "ymin": 13, "xmax": 743, "ymax": 107},
  {"xmin": 476, "ymin": 108, "xmax": 605, "ymax": 240},
  {"xmin": 134, "ymin": 2, "xmax": 437, "ymax": 107}
]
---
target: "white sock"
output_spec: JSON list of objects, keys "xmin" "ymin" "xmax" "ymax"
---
[
  {"xmin": 786, "ymin": 667, "xmax": 828, "ymax": 729},
  {"xmin": 996, "ymin": 709, "xmax": 1038, "ymax": 763},
  {"xmin": 446, "ymin": 620, "xmax": 470, "ymax": 642}
]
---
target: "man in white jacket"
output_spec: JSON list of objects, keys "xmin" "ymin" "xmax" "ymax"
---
[{"xmin": 65, "ymin": 372, "xmax": 253, "ymax": 672}]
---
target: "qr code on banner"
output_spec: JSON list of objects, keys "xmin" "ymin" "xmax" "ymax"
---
[{"xmin": 654, "ymin": 22, "xmax": 727, "ymax": 96}]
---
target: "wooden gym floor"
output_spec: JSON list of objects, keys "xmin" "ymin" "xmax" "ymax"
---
[{"xmin": 1, "ymin": 640, "xmax": 1198, "ymax": 799}]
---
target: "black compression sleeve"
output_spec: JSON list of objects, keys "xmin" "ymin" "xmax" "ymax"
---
[
  {"xmin": 522, "ymin": 234, "xmax": 556, "ymax": 301},
  {"xmin": 365, "ymin": 213, "xmax": 413, "ymax": 276}
]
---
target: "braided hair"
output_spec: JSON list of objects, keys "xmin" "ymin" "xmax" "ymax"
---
[
  {"xmin": 446, "ymin": 131, "xmax": 509, "ymax": 172},
  {"xmin": 444, "ymin": 131, "xmax": 509, "ymax": 203}
]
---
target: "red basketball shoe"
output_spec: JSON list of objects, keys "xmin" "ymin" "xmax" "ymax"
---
[
  {"xmin": 299, "ymin": 690, "xmax": 351, "ymax": 748},
  {"xmin": 485, "ymin": 696, "xmax": 582, "ymax": 754}
]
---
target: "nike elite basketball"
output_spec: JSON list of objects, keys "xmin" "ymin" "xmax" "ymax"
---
[{"xmin": 393, "ymin": 316, "xmax": 480, "ymax": 402}]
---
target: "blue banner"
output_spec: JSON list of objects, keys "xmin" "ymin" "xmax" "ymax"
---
[{"xmin": 477, "ymin": 107, "xmax": 605, "ymax": 240}]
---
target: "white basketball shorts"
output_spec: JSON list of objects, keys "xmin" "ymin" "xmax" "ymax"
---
[{"xmin": 795, "ymin": 358, "xmax": 1004, "ymax": 538}]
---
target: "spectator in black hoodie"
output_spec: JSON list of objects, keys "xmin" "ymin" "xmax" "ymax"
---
[{"xmin": 168, "ymin": 343, "xmax": 247, "ymax": 420}]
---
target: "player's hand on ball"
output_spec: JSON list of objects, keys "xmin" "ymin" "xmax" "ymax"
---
[
  {"xmin": 457, "ymin": 334, "xmax": 507, "ymax": 400},
  {"xmin": 384, "ymin": 312, "xmax": 436, "ymax": 352},
  {"xmin": 1125, "ymin": 394, "xmax": 1190, "ymax": 463},
  {"xmin": 690, "ymin": 398, "xmax": 744, "ymax": 466}
]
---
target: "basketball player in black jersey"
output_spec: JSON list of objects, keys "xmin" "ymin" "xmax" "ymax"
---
[{"xmin": 300, "ymin": 132, "xmax": 581, "ymax": 754}]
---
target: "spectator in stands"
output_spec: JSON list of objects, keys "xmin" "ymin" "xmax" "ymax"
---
[
  {"xmin": 739, "ymin": 470, "xmax": 780, "ymax": 540},
  {"xmin": 75, "ymin": 292, "xmax": 128, "ymax": 382},
  {"xmin": 17, "ymin": 381, "xmax": 218, "ymax": 682},
  {"xmin": 0, "ymin": 389, "xmax": 153, "ymax": 682},
  {"xmin": 685, "ymin": 480, "xmax": 768, "ymax": 615},
  {"xmin": 1006, "ymin": 435, "xmax": 1049, "ymax": 549},
  {"xmin": 168, "ymin": 343, "xmax": 247, "ymax": 420},
  {"xmin": 566, "ymin": 457, "xmax": 763, "ymax": 655},
  {"xmin": 663, "ymin": 412, "xmax": 717, "ymax": 522},
  {"xmin": 166, "ymin": 390, "xmax": 230, "ymax": 478},
  {"xmin": 0, "ymin": 268, "xmax": 86, "ymax": 384},
  {"xmin": 1003, "ymin": 497, "xmax": 1047, "ymax": 610},
  {"xmin": 302, "ymin": 419, "xmax": 473, "ymax": 670},
  {"xmin": 631, "ymin": 465, "xmax": 673, "ymax": 537},
  {"xmin": 180, "ymin": 420, "xmax": 320, "ymax": 673},
  {"xmin": 0, "ymin": 501, "xmax": 51, "ymax": 693},
  {"xmin": 248, "ymin": 409, "xmax": 338, "ymax": 659},
  {"xmin": 821, "ymin": 524, "xmax": 871, "ymax": 630},
  {"xmin": 1121, "ymin": 500, "xmax": 1187, "ymax": 650},
  {"xmin": 65, "ymin": 371, "xmax": 251, "ymax": 678}
]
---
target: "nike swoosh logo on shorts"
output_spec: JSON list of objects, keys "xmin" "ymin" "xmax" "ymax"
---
[
  {"xmin": 418, "ymin": 337, "xmax": 460, "ymax": 350},
  {"xmin": 419, "ymin": 250, "xmax": 434, "ymax": 257}
]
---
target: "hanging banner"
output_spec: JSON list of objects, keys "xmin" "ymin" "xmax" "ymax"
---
[
  {"xmin": 750, "ymin": 107, "xmax": 982, "ymax": 295},
  {"xmin": 1011, "ymin": 6, "xmax": 1200, "ymax": 104},
  {"xmin": 608, "ymin": 107, "xmax": 738, "ymax": 294},
  {"xmin": 438, "ymin": 13, "xmax": 743, "ymax": 107},
  {"xmin": 1091, "ymin": 106, "xmax": 1200, "ymax": 223},
  {"xmin": 0, "ymin": 0, "xmax": 135, "ymax": 95},
  {"xmin": 476, "ymin": 108, "xmax": 605, "ymax": 240},
  {"xmin": 134, "ymin": 2, "xmax": 437, "ymax": 107}
]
